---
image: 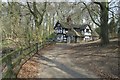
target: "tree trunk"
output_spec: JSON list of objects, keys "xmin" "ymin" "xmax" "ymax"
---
[
  {"xmin": 118, "ymin": 1, "xmax": 120, "ymax": 47},
  {"xmin": 82, "ymin": 2, "xmax": 109, "ymax": 45},
  {"xmin": 100, "ymin": 2, "xmax": 109, "ymax": 45}
]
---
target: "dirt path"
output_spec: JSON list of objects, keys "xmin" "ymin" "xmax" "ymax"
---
[
  {"xmin": 18, "ymin": 43, "xmax": 98, "ymax": 78},
  {"xmin": 36, "ymin": 44, "xmax": 99, "ymax": 78},
  {"xmin": 18, "ymin": 40, "xmax": 119, "ymax": 78}
]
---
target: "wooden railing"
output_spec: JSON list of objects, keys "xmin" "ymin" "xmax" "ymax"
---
[{"xmin": 0, "ymin": 41, "xmax": 54, "ymax": 78}]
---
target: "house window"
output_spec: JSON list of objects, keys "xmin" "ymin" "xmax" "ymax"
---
[
  {"xmin": 86, "ymin": 29, "xmax": 89, "ymax": 32},
  {"xmin": 56, "ymin": 27, "xmax": 62, "ymax": 33},
  {"xmin": 66, "ymin": 30, "xmax": 68, "ymax": 33},
  {"xmin": 63, "ymin": 29, "xmax": 66, "ymax": 34},
  {"xmin": 57, "ymin": 24, "xmax": 60, "ymax": 27},
  {"xmin": 81, "ymin": 30, "xmax": 84, "ymax": 34},
  {"xmin": 59, "ymin": 29, "xmax": 62, "ymax": 33}
]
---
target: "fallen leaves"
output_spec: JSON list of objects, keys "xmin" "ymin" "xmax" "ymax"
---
[
  {"xmin": 71, "ymin": 39, "xmax": 119, "ymax": 78},
  {"xmin": 17, "ymin": 60, "xmax": 39, "ymax": 78}
]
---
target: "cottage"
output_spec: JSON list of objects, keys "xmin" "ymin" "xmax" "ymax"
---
[{"xmin": 54, "ymin": 21, "xmax": 98, "ymax": 43}]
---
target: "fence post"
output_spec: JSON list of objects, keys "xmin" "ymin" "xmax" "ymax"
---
[
  {"xmin": 5, "ymin": 56, "xmax": 16, "ymax": 78},
  {"xmin": 36, "ymin": 43, "xmax": 38, "ymax": 54}
]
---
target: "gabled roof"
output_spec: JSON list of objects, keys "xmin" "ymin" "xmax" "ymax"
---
[
  {"xmin": 66, "ymin": 29, "xmax": 83, "ymax": 36},
  {"xmin": 60, "ymin": 22, "xmax": 72, "ymax": 29},
  {"xmin": 79, "ymin": 24, "xmax": 91, "ymax": 30},
  {"xmin": 60, "ymin": 22, "xmax": 90, "ymax": 30},
  {"xmin": 54, "ymin": 21, "xmax": 99, "ymax": 37},
  {"xmin": 91, "ymin": 28, "xmax": 99, "ymax": 37}
]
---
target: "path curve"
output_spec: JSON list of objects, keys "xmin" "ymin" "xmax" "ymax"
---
[{"xmin": 32, "ymin": 43, "xmax": 99, "ymax": 78}]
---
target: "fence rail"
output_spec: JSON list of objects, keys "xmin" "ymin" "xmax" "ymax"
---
[{"xmin": 0, "ymin": 41, "xmax": 54, "ymax": 78}]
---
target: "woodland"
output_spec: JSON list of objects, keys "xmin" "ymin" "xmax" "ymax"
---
[{"xmin": 0, "ymin": 0, "xmax": 120, "ymax": 79}]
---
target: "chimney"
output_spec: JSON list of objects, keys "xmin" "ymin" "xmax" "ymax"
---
[{"xmin": 67, "ymin": 15, "xmax": 72, "ymax": 24}]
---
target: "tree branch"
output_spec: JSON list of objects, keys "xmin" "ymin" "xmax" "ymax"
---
[
  {"xmin": 109, "ymin": 6, "xmax": 120, "ymax": 9},
  {"xmin": 27, "ymin": 2, "xmax": 36, "ymax": 17},
  {"xmin": 93, "ymin": 2, "xmax": 103, "ymax": 10},
  {"xmin": 82, "ymin": 2, "xmax": 100, "ymax": 27},
  {"xmin": 38, "ymin": 2, "xmax": 47, "ymax": 26}
]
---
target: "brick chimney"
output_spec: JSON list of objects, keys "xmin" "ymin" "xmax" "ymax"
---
[{"xmin": 67, "ymin": 15, "xmax": 72, "ymax": 24}]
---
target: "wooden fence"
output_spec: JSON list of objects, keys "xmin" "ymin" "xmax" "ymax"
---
[{"xmin": 0, "ymin": 41, "xmax": 53, "ymax": 78}]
